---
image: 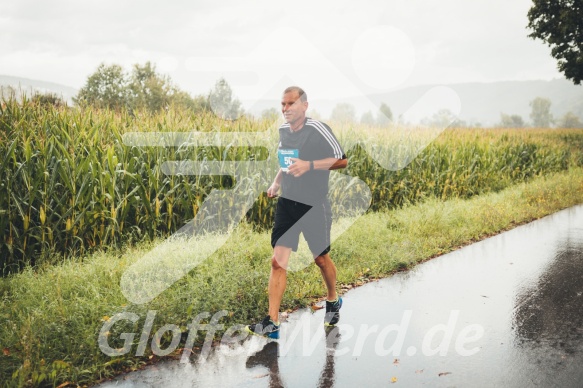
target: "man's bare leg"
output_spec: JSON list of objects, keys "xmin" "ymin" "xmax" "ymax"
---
[
  {"xmin": 269, "ymin": 246, "xmax": 292, "ymax": 322},
  {"xmin": 314, "ymin": 253, "xmax": 338, "ymax": 301}
]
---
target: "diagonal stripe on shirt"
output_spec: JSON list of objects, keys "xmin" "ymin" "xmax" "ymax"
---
[{"xmin": 307, "ymin": 119, "xmax": 344, "ymax": 159}]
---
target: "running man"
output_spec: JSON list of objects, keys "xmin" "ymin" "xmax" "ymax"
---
[{"xmin": 246, "ymin": 86, "xmax": 347, "ymax": 339}]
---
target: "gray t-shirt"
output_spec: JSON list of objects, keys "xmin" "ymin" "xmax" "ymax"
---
[{"xmin": 278, "ymin": 118, "xmax": 346, "ymax": 205}]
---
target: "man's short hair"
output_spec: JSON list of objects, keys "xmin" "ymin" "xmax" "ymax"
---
[{"xmin": 283, "ymin": 86, "xmax": 307, "ymax": 102}]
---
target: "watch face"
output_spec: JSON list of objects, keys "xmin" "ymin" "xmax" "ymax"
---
[{"xmin": 278, "ymin": 149, "xmax": 299, "ymax": 171}]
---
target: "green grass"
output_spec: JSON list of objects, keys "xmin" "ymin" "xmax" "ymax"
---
[{"xmin": 1, "ymin": 167, "xmax": 583, "ymax": 387}]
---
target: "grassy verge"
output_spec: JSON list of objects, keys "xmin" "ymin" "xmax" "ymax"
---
[{"xmin": 1, "ymin": 167, "xmax": 583, "ymax": 387}]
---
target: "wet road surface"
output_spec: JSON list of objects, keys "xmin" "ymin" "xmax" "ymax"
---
[{"xmin": 98, "ymin": 205, "xmax": 583, "ymax": 387}]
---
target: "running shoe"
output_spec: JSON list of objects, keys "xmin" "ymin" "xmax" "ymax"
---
[
  {"xmin": 324, "ymin": 297, "xmax": 343, "ymax": 326},
  {"xmin": 246, "ymin": 316, "xmax": 280, "ymax": 339}
]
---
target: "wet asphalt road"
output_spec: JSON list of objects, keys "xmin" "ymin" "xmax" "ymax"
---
[{"xmin": 98, "ymin": 204, "xmax": 583, "ymax": 387}]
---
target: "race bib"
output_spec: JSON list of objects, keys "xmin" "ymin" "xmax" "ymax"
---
[{"xmin": 278, "ymin": 149, "xmax": 299, "ymax": 171}]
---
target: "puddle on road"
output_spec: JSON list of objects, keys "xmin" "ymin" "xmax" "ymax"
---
[
  {"xmin": 512, "ymin": 238, "xmax": 583, "ymax": 387},
  {"xmin": 98, "ymin": 205, "xmax": 583, "ymax": 387}
]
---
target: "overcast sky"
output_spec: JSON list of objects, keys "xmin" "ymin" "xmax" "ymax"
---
[{"xmin": 0, "ymin": 0, "xmax": 563, "ymax": 109}]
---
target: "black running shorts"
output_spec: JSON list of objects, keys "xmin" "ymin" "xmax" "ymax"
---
[{"xmin": 271, "ymin": 197, "xmax": 332, "ymax": 257}]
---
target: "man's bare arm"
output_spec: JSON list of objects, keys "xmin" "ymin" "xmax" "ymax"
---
[
  {"xmin": 267, "ymin": 169, "xmax": 284, "ymax": 197},
  {"xmin": 314, "ymin": 157, "xmax": 347, "ymax": 171},
  {"xmin": 286, "ymin": 157, "xmax": 347, "ymax": 177}
]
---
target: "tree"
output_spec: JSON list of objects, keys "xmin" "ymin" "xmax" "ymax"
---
[
  {"xmin": 558, "ymin": 111, "xmax": 583, "ymax": 128},
  {"xmin": 261, "ymin": 107, "xmax": 280, "ymax": 121},
  {"xmin": 527, "ymin": 0, "xmax": 583, "ymax": 85},
  {"xmin": 360, "ymin": 110, "xmax": 376, "ymax": 125},
  {"xmin": 129, "ymin": 62, "xmax": 174, "ymax": 112},
  {"xmin": 74, "ymin": 63, "xmax": 130, "ymax": 109},
  {"xmin": 32, "ymin": 91, "xmax": 67, "ymax": 108},
  {"xmin": 467, "ymin": 120, "xmax": 482, "ymax": 128},
  {"xmin": 128, "ymin": 62, "xmax": 206, "ymax": 112},
  {"xmin": 377, "ymin": 103, "xmax": 393, "ymax": 126},
  {"xmin": 529, "ymin": 97, "xmax": 553, "ymax": 127},
  {"xmin": 208, "ymin": 78, "xmax": 243, "ymax": 120},
  {"xmin": 421, "ymin": 109, "xmax": 458, "ymax": 127},
  {"xmin": 308, "ymin": 109, "xmax": 323, "ymax": 121},
  {"xmin": 75, "ymin": 62, "xmax": 203, "ymax": 113},
  {"xmin": 330, "ymin": 103, "xmax": 356, "ymax": 123},
  {"xmin": 173, "ymin": 91, "xmax": 209, "ymax": 113},
  {"xmin": 499, "ymin": 113, "xmax": 525, "ymax": 128}
]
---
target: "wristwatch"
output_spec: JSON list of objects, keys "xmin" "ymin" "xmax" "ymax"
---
[{"xmin": 310, "ymin": 161, "xmax": 314, "ymax": 171}]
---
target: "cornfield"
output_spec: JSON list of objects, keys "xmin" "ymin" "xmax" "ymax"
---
[{"xmin": 1, "ymin": 96, "xmax": 581, "ymax": 274}]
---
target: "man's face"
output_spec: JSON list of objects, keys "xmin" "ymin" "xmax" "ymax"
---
[{"xmin": 281, "ymin": 91, "xmax": 308, "ymax": 125}]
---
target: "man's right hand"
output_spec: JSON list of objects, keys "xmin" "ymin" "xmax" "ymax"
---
[{"xmin": 267, "ymin": 182, "xmax": 280, "ymax": 198}]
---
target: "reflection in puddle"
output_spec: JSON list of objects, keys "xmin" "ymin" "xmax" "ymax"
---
[
  {"xmin": 246, "ymin": 342, "xmax": 284, "ymax": 388},
  {"xmin": 317, "ymin": 327, "xmax": 340, "ymax": 388},
  {"xmin": 244, "ymin": 327, "xmax": 341, "ymax": 388},
  {"xmin": 513, "ymin": 240, "xmax": 583, "ymax": 370}
]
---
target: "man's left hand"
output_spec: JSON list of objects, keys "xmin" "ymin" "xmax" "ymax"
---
[{"xmin": 287, "ymin": 158, "xmax": 310, "ymax": 177}]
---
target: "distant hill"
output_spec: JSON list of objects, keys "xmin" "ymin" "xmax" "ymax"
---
[
  {"xmin": 0, "ymin": 75, "xmax": 77, "ymax": 105},
  {"xmin": 246, "ymin": 78, "xmax": 583, "ymax": 127},
  {"xmin": 366, "ymin": 79, "xmax": 583, "ymax": 126}
]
